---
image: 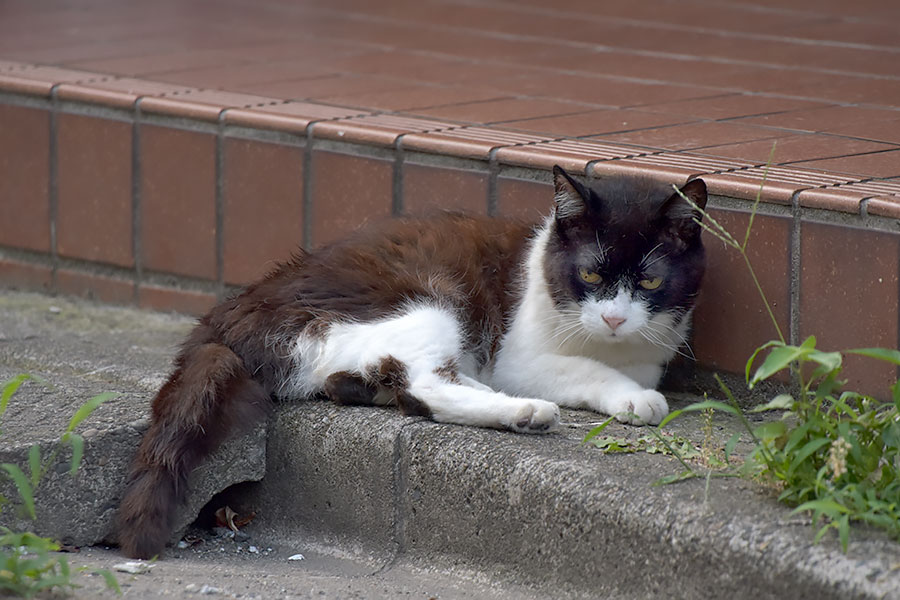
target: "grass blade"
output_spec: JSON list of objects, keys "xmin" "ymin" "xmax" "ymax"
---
[
  {"xmin": 66, "ymin": 393, "xmax": 116, "ymax": 434},
  {"xmin": 1, "ymin": 464, "xmax": 35, "ymax": 520}
]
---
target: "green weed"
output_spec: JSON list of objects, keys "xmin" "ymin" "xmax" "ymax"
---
[
  {"xmin": 0, "ymin": 375, "xmax": 121, "ymax": 596},
  {"xmin": 644, "ymin": 155, "xmax": 900, "ymax": 552}
]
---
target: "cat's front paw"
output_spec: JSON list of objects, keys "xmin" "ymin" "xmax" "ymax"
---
[
  {"xmin": 611, "ymin": 389, "xmax": 668, "ymax": 426},
  {"xmin": 509, "ymin": 400, "xmax": 560, "ymax": 434}
]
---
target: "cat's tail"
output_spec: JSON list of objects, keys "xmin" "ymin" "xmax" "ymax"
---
[{"xmin": 117, "ymin": 325, "xmax": 271, "ymax": 559}]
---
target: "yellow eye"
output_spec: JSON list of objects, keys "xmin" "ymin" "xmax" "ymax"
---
[
  {"xmin": 579, "ymin": 267, "xmax": 602, "ymax": 284},
  {"xmin": 639, "ymin": 277, "xmax": 663, "ymax": 290}
]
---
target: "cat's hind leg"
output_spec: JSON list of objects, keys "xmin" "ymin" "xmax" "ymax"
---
[{"xmin": 304, "ymin": 304, "xmax": 559, "ymax": 433}]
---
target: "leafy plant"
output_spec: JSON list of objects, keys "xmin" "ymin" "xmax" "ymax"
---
[
  {"xmin": 0, "ymin": 375, "xmax": 121, "ymax": 596},
  {"xmin": 641, "ymin": 160, "xmax": 900, "ymax": 552}
]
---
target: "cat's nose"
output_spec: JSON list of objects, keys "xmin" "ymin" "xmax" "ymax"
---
[{"xmin": 602, "ymin": 315, "xmax": 626, "ymax": 331}]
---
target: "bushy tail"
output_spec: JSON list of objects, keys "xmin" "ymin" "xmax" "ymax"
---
[{"xmin": 117, "ymin": 331, "xmax": 270, "ymax": 559}]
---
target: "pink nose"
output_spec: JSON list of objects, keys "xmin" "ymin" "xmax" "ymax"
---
[{"xmin": 603, "ymin": 315, "xmax": 626, "ymax": 331}]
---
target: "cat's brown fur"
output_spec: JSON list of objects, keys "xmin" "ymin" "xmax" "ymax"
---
[{"xmin": 117, "ymin": 213, "xmax": 532, "ymax": 558}]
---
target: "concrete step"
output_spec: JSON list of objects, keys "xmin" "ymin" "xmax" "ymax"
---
[{"xmin": 0, "ymin": 291, "xmax": 897, "ymax": 599}]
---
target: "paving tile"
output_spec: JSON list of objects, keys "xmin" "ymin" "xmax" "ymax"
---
[
  {"xmin": 640, "ymin": 94, "xmax": 834, "ymax": 121},
  {"xmin": 0, "ymin": 104, "xmax": 50, "ymax": 253},
  {"xmin": 139, "ymin": 125, "xmax": 216, "ymax": 280},
  {"xmin": 735, "ymin": 106, "xmax": 900, "ymax": 139},
  {"xmin": 139, "ymin": 90, "xmax": 283, "ymax": 122},
  {"xmin": 222, "ymin": 138, "xmax": 304, "ymax": 285},
  {"xmin": 225, "ymin": 102, "xmax": 370, "ymax": 135},
  {"xmin": 56, "ymin": 78, "xmax": 195, "ymax": 110},
  {"xmin": 800, "ymin": 221, "xmax": 900, "ymax": 397},
  {"xmin": 315, "ymin": 114, "xmax": 456, "ymax": 148},
  {"xmin": 495, "ymin": 177, "xmax": 553, "ymax": 222},
  {"xmin": 493, "ymin": 72, "xmax": 719, "ymax": 108},
  {"xmin": 323, "ymin": 85, "xmax": 506, "ymax": 113},
  {"xmin": 309, "ymin": 151, "xmax": 393, "ymax": 247},
  {"xmin": 697, "ymin": 166, "xmax": 857, "ymax": 204},
  {"xmin": 0, "ymin": 259, "xmax": 53, "ymax": 293},
  {"xmin": 500, "ymin": 109, "xmax": 695, "ymax": 138},
  {"xmin": 694, "ymin": 134, "xmax": 895, "ymax": 166},
  {"xmin": 596, "ymin": 121, "xmax": 782, "ymax": 152},
  {"xmin": 402, "ymin": 163, "xmax": 489, "ymax": 215},
  {"xmin": 138, "ymin": 284, "xmax": 217, "ymax": 316},
  {"xmin": 496, "ymin": 139, "xmax": 645, "ymax": 174},
  {"xmin": 150, "ymin": 60, "xmax": 335, "ymax": 90},
  {"xmin": 692, "ymin": 210, "xmax": 792, "ymax": 376},
  {"xmin": 789, "ymin": 151, "xmax": 900, "ymax": 179},
  {"xmin": 401, "ymin": 128, "xmax": 552, "ymax": 161},
  {"xmin": 248, "ymin": 74, "xmax": 408, "ymax": 101},
  {"xmin": 591, "ymin": 154, "xmax": 756, "ymax": 186},
  {"xmin": 56, "ymin": 113, "xmax": 133, "ymax": 267},
  {"xmin": 414, "ymin": 98, "xmax": 589, "ymax": 125},
  {"xmin": 56, "ymin": 269, "xmax": 135, "ymax": 305}
]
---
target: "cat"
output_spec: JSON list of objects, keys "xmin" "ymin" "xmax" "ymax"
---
[{"xmin": 117, "ymin": 165, "xmax": 707, "ymax": 559}]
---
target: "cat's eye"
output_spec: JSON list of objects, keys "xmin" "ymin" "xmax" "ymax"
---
[
  {"xmin": 639, "ymin": 277, "xmax": 663, "ymax": 290},
  {"xmin": 578, "ymin": 267, "xmax": 602, "ymax": 284}
]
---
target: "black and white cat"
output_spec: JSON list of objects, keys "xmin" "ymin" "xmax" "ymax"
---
[{"xmin": 117, "ymin": 165, "xmax": 707, "ymax": 558}]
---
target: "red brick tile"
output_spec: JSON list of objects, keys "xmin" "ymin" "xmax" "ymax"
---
[
  {"xmin": 496, "ymin": 177, "xmax": 553, "ymax": 222},
  {"xmin": 694, "ymin": 134, "xmax": 894, "ymax": 165},
  {"xmin": 591, "ymin": 154, "xmax": 755, "ymax": 188},
  {"xmin": 415, "ymin": 98, "xmax": 587, "ymax": 125},
  {"xmin": 401, "ymin": 128, "xmax": 552, "ymax": 161},
  {"xmin": 796, "ymin": 187, "xmax": 866, "ymax": 214},
  {"xmin": 789, "ymin": 151, "xmax": 900, "ymax": 179},
  {"xmin": 640, "ymin": 94, "xmax": 832, "ymax": 121},
  {"xmin": 496, "ymin": 139, "xmax": 642, "ymax": 174},
  {"xmin": 139, "ymin": 284, "xmax": 217, "ymax": 316},
  {"xmin": 315, "ymin": 114, "xmax": 456, "ymax": 148},
  {"xmin": 735, "ymin": 106, "xmax": 900, "ymax": 151},
  {"xmin": 691, "ymin": 210, "xmax": 792, "ymax": 377},
  {"xmin": 56, "ymin": 269, "xmax": 135, "ymax": 305},
  {"xmin": 800, "ymin": 222, "xmax": 899, "ymax": 397},
  {"xmin": 698, "ymin": 166, "xmax": 856, "ymax": 204},
  {"xmin": 249, "ymin": 74, "xmax": 404, "ymax": 101},
  {"xmin": 139, "ymin": 90, "xmax": 282, "ymax": 122},
  {"xmin": 223, "ymin": 138, "xmax": 304, "ymax": 285},
  {"xmin": 0, "ymin": 104, "xmax": 50, "ymax": 253},
  {"xmin": 139, "ymin": 125, "xmax": 216, "ymax": 280},
  {"xmin": 151, "ymin": 60, "xmax": 334, "ymax": 90},
  {"xmin": 867, "ymin": 198, "xmax": 900, "ymax": 219},
  {"xmin": 0, "ymin": 73, "xmax": 55, "ymax": 97},
  {"xmin": 501, "ymin": 109, "xmax": 693, "ymax": 138},
  {"xmin": 0, "ymin": 258, "xmax": 52, "ymax": 293},
  {"xmin": 493, "ymin": 72, "xmax": 720, "ymax": 108},
  {"xmin": 596, "ymin": 121, "xmax": 781, "ymax": 152},
  {"xmin": 310, "ymin": 151, "xmax": 393, "ymax": 247},
  {"xmin": 56, "ymin": 114, "xmax": 133, "ymax": 267},
  {"xmin": 322, "ymin": 86, "xmax": 507, "ymax": 113},
  {"xmin": 224, "ymin": 102, "xmax": 370, "ymax": 135},
  {"xmin": 402, "ymin": 164, "xmax": 488, "ymax": 215},
  {"xmin": 56, "ymin": 78, "xmax": 194, "ymax": 110}
]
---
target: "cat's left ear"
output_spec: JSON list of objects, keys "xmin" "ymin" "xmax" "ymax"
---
[
  {"xmin": 660, "ymin": 178, "xmax": 708, "ymax": 240},
  {"xmin": 552, "ymin": 165, "xmax": 590, "ymax": 221}
]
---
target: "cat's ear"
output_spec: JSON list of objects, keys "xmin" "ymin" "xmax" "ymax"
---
[
  {"xmin": 660, "ymin": 178, "xmax": 708, "ymax": 241},
  {"xmin": 552, "ymin": 165, "xmax": 590, "ymax": 220}
]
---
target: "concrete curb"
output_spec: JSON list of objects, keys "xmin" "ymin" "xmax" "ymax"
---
[{"xmin": 1, "ymin": 290, "xmax": 898, "ymax": 599}]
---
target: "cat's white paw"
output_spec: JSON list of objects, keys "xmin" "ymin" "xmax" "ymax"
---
[
  {"xmin": 509, "ymin": 400, "xmax": 560, "ymax": 434},
  {"xmin": 611, "ymin": 389, "xmax": 668, "ymax": 426}
]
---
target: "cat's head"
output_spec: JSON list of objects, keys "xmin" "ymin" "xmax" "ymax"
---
[{"xmin": 543, "ymin": 165, "xmax": 707, "ymax": 347}]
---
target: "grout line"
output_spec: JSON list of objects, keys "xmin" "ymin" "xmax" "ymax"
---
[
  {"xmin": 789, "ymin": 191, "xmax": 802, "ymax": 350},
  {"xmin": 393, "ymin": 134, "xmax": 405, "ymax": 216},
  {"xmin": 215, "ymin": 111, "xmax": 226, "ymax": 301},
  {"xmin": 486, "ymin": 148, "xmax": 499, "ymax": 216},
  {"xmin": 48, "ymin": 85, "xmax": 60, "ymax": 292},
  {"xmin": 302, "ymin": 126, "xmax": 315, "ymax": 251},
  {"xmin": 132, "ymin": 98, "xmax": 144, "ymax": 305}
]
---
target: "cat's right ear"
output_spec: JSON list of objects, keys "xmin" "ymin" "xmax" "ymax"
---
[{"xmin": 552, "ymin": 165, "xmax": 589, "ymax": 220}]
